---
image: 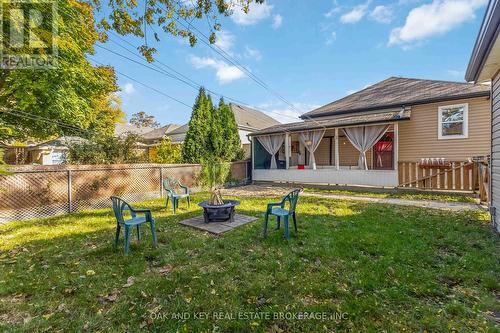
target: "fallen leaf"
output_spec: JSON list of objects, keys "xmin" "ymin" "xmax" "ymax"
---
[
  {"xmin": 157, "ymin": 265, "xmax": 173, "ymax": 276},
  {"xmin": 123, "ymin": 276, "xmax": 135, "ymax": 288},
  {"xmin": 86, "ymin": 270, "xmax": 95, "ymax": 276}
]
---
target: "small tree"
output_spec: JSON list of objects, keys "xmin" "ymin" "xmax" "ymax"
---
[
  {"xmin": 0, "ymin": 149, "xmax": 11, "ymax": 176},
  {"xmin": 154, "ymin": 137, "xmax": 182, "ymax": 164},
  {"xmin": 130, "ymin": 111, "xmax": 160, "ymax": 128},
  {"xmin": 200, "ymin": 157, "xmax": 231, "ymax": 205},
  {"xmin": 67, "ymin": 134, "xmax": 145, "ymax": 164}
]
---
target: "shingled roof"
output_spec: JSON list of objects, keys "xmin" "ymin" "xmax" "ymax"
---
[
  {"xmin": 302, "ymin": 77, "xmax": 490, "ymax": 119},
  {"xmin": 249, "ymin": 109, "xmax": 411, "ymax": 136},
  {"xmin": 229, "ymin": 103, "xmax": 280, "ymax": 130},
  {"xmin": 141, "ymin": 124, "xmax": 180, "ymax": 141},
  {"xmin": 167, "ymin": 104, "xmax": 280, "ymax": 143}
]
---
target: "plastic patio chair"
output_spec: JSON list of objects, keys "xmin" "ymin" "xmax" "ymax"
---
[
  {"xmin": 263, "ymin": 188, "xmax": 302, "ymax": 239},
  {"xmin": 110, "ymin": 196, "xmax": 158, "ymax": 255},
  {"xmin": 162, "ymin": 178, "xmax": 190, "ymax": 214}
]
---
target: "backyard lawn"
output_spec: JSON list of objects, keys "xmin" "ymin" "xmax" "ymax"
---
[
  {"xmin": 303, "ymin": 187, "xmax": 478, "ymax": 203},
  {"xmin": 0, "ymin": 193, "xmax": 498, "ymax": 332}
]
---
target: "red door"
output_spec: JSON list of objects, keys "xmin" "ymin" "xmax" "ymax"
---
[{"xmin": 373, "ymin": 133, "xmax": 393, "ymax": 170}]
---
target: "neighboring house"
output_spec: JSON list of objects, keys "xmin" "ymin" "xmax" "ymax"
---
[
  {"xmin": 114, "ymin": 123, "xmax": 155, "ymax": 138},
  {"xmin": 139, "ymin": 124, "xmax": 181, "ymax": 160},
  {"xmin": 28, "ymin": 136, "xmax": 89, "ymax": 165},
  {"xmin": 163, "ymin": 103, "xmax": 280, "ymax": 158},
  {"xmin": 249, "ymin": 77, "xmax": 490, "ymax": 188},
  {"xmin": 140, "ymin": 124, "xmax": 181, "ymax": 145},
  {"xmin": 466, "ymin": 0, "xmax": 500, "ymax": 232}
]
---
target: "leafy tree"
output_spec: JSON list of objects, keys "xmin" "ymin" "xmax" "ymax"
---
[
  {"xmin": 130, "ymin": 111, "xmax": 160, "ymax": 128},
  {"xmin": 67, "ymin": 134, "xmax": 146, "ymax": 164},
  {"xmin": 212, "ymin": 99, "xmax": 244, "ymax": 161},
  {"xmin": 98, "ymin": 0, "xmax": 265, "ymax": 61},
  {"xmin": 153, "ymin": 137, "xmax": 182, "ymax": 164},
  {"xmin": 182, "ymin": 88, "xmax": 213, "ymax": 163},
  {"xmin": 0, "ymin": 150, "xmax": 11, "ymax": 176},
  {"xmin": 0, "ymin": 0, "xmax": 124, "ymax": 140}
]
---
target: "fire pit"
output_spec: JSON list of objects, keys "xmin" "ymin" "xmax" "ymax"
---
[{"xmin": 198, "ymin": 200, "xmax": 240, "ymax": 223}]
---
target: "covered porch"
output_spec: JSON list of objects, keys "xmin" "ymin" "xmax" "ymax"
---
[{"xmin": 250, "ymin": 110, "xmax": 410, "ymax": 187}]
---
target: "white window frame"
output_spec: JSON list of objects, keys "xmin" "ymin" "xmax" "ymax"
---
[{"xmin": 438, "ymin": 103, "xmax": 468, "ymax": 140}]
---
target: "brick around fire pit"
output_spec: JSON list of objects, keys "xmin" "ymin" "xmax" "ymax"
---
[{"xmin": 178, "ymin": 214, "xmax": 258, "ymax": 235}]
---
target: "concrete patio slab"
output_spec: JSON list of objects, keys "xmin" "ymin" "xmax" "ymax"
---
[{"xmin": 179, "ymin": 214, "xmax": 258, "ymax": 235}]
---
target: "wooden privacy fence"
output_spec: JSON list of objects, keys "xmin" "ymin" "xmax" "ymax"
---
[
  {"xmin": 0, "ymin": 161, "xmax": 251, "ymax": 223},
  {"xmin": 398, "ymin": 160, "xmax": 486, "ymax": 194}
]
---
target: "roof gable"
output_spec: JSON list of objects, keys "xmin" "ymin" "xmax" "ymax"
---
[
  {"xmin": 229, "ymin": 104, "xmax": 281, "ymax": 129},
  {"xmin": 141, "ymin": 124, "xmax": 180, "ymax": 140},
  {"xmin": 302, "ymin": 77, "xmax": 490, "ymax": 119}
]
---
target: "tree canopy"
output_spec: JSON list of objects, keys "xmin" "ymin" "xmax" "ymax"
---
[
  {"xmin": 0, "ymin": 0, "xmax": 124, "ymax": 141},
  {"xmin": 130, "ymin": 111, "xmax": 160, "ymax": 128},
  {"xmin": 182, "ymin": 88, "xmax": 243, "ymax": 163},
  {"xmin": 182, "ymin": 88, "xmax": 213, "ymax": 163},
  {"xmin": 98, "ymin": 0, "xmax": 265, "ymax": 61},
  {"xmin": 153, "ymin": 137, "xmax": 182, "ymax": 164}
]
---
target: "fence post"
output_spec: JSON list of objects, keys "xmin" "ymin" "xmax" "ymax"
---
[
  {"xmin": 67, "ymin": 170, "xmax": 73, "ymax": 213},
  {"xmin": 159, "ymin": 167, "xmax": 163, "ymax": 198}
]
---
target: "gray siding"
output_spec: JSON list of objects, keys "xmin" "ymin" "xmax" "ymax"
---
[{"xmin": 491, "ymin": 73, "xmax": 500, "ymax": 232}]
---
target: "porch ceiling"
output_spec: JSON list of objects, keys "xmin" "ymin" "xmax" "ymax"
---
[{"xmin": 249, "ymin": 109, "xmax": 411, "ymax": 136}]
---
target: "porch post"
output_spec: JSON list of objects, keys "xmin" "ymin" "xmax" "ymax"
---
[
  {"xmin": 393, "ymin": 123, "xmax": 399, "ymax": 171},
  {"xmin": 334, "ymin": 128, "xmax": 340, "ymax": 170},
  {"xmin": 285, "ymin": 132, "xmax": 290, "ymax": 170},
  {"xmin": 251, "ymin": 137, "xmax": 255, "ymax": 181}
]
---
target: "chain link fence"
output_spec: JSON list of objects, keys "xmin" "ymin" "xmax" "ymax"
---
[{"xmin": 0, "ymin": 161, "xmax": 250, "ymax": 223}]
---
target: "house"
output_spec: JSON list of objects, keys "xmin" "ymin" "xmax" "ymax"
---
[
  {"xmin": 249, "ymin": 77, "xmax": 491, "ymax": 188},
  {"xmin": 140, "ymin": 124, "xmax": 181, "ymax": 145},
  {"xmin": 466, "ymin": 0, "xmax": 500, "ymax": 232},
  {"xmin": 161, "ymin": 103, "xmax": 280, "ymax": 158},
  {"xmin": 28, "ymin": 136, "xmax": 89, "ymax": 165},
  {"xmin": 114, "ymin": 123, "xmax": 156, "ymax": 138}
]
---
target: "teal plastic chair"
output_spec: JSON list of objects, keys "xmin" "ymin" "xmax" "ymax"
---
[
  {"xmin": 162, "ymin": 178, "xmax": 190, "ymax": 214},
  {"xmin": 264, "ymin": 189, "xmax": 302, "ymax": 239},
  {"xmin": 110, "ymin": 196, "xmax": 157, "ymax": 255}
]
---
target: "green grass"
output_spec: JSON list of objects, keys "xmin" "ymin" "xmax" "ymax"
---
[
  {"xmin": 0, "ymin": 193, "xmax": 498, "ymax": 332},
  {"xmin": 303, "ymin": 187, "xmax": 478, "ymax": 203}
]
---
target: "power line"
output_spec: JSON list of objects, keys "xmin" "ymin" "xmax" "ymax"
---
[
  {"xmin": 172, "ymin": 7, "xmax": 326, "ymax": 129},
  {"xmin": 90, "ymin": 55, "xmax": 193, "ymax": 109},
  {"xmin": 1, "ymin": 108, "xmax": 93, "ymax": 136},
  {"xmin": 97, "ymin": 39, "xmax": 301, "ymax": 122}
]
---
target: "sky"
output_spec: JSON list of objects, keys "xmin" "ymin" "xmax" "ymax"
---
[{"xmin": 91, "ymin": 0, "xmax": 490, "ymax": 126}]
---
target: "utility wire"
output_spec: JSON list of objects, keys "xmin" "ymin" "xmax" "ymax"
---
[{"xmin": 100, "ymin": 36, "xmax": 300, "ymax": 122}]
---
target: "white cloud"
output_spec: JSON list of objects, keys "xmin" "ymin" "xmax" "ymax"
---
[
  {"xmin": 272, "ymin": 14, "xmax": 283, "ymax": 29},
  {"xmin": 389, "ymin": 0, "xmax": 487, "ymax": 46},
  {"xmin": 325, "ymin": 31, "xmax": 337, "ymax": 45},
  {"xmin": 260, "ymin": 102, "xmax": 320, "ymax": 124},
  {"xmin": 231, "ymin": 2, "xmax": 273, "ymax": 25},
  {"xmin": 121, "ymin": 83, "xmax": 135, "ymax": 95},
  {"xmin": 370, "ymin": 5, "xmax": 393, "ymax": 24},
  {"xmin": 214, "ymin": 30, "xmax": 235, "ymax": 53},
  {"xmin": 244, "ymin": 46, "xmax": 262, "ymax": 61},
  {"xmin": 325, "ymin": 6, "xmax": 341, "ymax": 18},
  {"xmin": 189, "ymin": 55, "xmax": 245, "ymax": 84},
  {"xmin": 447, "ymin": 69, "xmax": 465, "ymax": 78},
  {"xmin": 340, "ymin": 2, "xmax": 370, "ymax": 24},
  {"xmin": 345, "ymin": 83, "xmax": 373, "ymax": 96}
]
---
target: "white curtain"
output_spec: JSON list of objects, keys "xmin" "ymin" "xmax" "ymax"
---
[
  {"xmin": 299, "ymin": 130, "xmax": 325, "ymax": 170},
  {"xmin": 257, "ymin": 134, "xmax": 285, "ymax": 169},
  {"xmin": 343, "ymin": 125, "xmax": 389, "ymax": 170}
]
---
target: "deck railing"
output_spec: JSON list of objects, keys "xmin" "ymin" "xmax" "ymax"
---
[{"xmin": 398, "ymin": 160, "xmax": 487, "ymax": 197}]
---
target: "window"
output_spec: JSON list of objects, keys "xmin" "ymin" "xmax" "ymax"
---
[{"xmin": 438, "ymin": 103, "xmax": 468, "ymax": 139}]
